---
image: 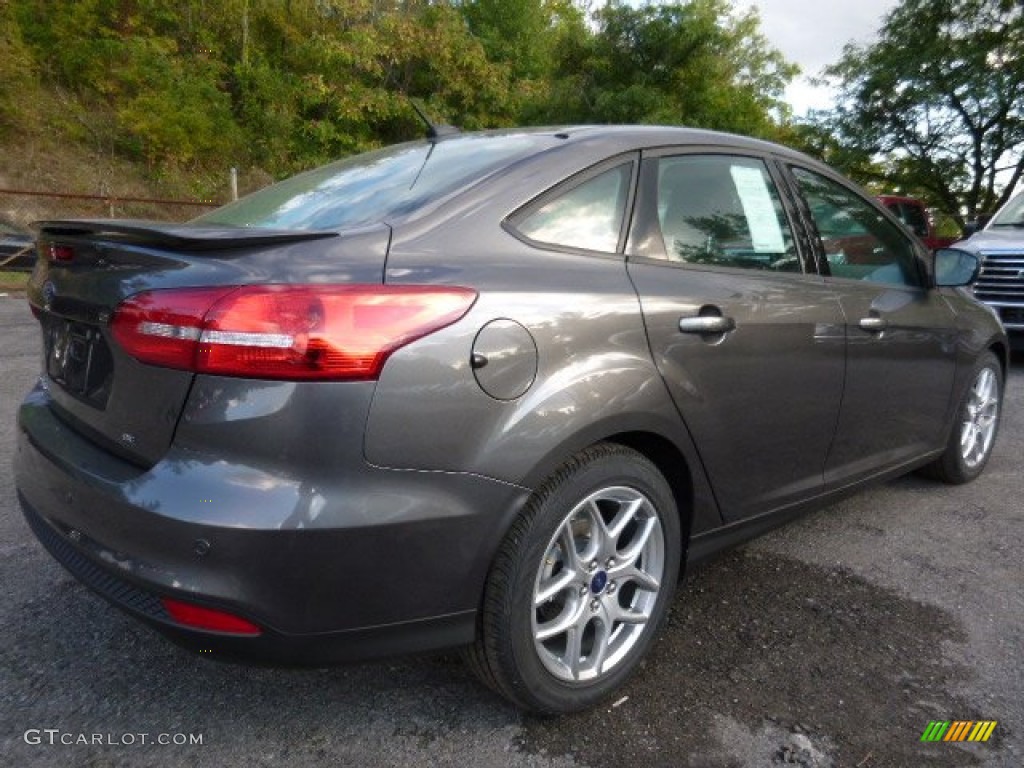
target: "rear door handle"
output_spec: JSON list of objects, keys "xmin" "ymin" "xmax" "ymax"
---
[
  {"xmin": 678, "ymin": 316, "xmax": 736, "ymax": 334},
  {"xmin": 858, "ymin": 316, "xmax": 887, "ymax": 332}
]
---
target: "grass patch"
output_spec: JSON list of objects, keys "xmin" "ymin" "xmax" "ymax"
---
[{"xmin": 0, "ymin": 270, "xmax": 30, "ymax": 292}]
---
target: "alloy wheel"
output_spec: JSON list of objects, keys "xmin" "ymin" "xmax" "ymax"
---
[{"xmin": 531, "ymin": 485, "xmax": 665, "ymax": 683}]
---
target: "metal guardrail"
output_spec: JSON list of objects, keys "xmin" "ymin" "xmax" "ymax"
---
[
  {"xmin": 0, "ymin": 188, "xmax": 223, "ymax": 271},
  {"xmin": 0, "ymin": 248, "xmax": 33, "ymax": 270},
  {"xmin": 0, "ymin": 187, "xmax": 220, "ymax": 209}
]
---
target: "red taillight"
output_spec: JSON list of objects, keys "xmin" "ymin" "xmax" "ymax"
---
[
  {"xmin": 111, "ymin": 285, "xmax": 477, "ymax": 380},
  {"xmin": 47, "ymin": 244, "xmax": 75, "ymax": 262},
  {"xmin": 161, "ymin": 597, "xmax": 262, "ymax": 636}
]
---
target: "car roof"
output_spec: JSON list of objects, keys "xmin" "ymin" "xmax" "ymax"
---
[
  {"xmin": 374, "ymin": 125, "xmax": 837, "ymax": 229},
  {"xmin": 471, "ymin": 124, "xmax": 816, "ymax": 162}
]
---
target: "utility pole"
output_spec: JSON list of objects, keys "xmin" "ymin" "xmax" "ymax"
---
[{"xmin": 241, "ymin": 0, "xmax": 250, "ymax": 69}]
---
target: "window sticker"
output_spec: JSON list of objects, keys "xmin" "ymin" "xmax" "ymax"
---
[{"xmin": 729, "ymin": 165, "xmax": 786, "ymax": 253}]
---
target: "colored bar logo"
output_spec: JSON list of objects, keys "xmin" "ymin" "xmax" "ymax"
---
[{"xmin": 920, "ymin": 721, "xmax": 997, "ymax": 742}]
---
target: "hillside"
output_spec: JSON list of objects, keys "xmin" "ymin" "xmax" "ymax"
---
[
  {"xmin": 0, "ymin": 130, "xmax": 236, "ymax": 227},
  {"xmin": 0, "ymin": 114, "xmax": 271, "ymax": 227},
  {"xmin": 0, "ymin": 1, "xmax": 798, "ymax": 228}
]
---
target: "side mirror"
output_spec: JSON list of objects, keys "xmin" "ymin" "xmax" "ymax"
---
[
  {"xmin": 962, "ymin": 220, "xmax": 979, "ymax": 238},
  {"xmin": 934, "ymin": 248, "xmax": 980, "ymax": 287}
]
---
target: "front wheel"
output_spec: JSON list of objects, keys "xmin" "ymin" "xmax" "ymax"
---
[
  {"xmin": 922, "ymin": 351, "xmax": 1003, "ymax": 484},
  {"xmin": 465, "ymin": 443, "xmax": 682, "ymax": 714}
]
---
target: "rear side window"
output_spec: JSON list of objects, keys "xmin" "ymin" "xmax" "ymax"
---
[
  {"xmin": 793, "ymin": 168, "xmax": 922, "ymax": 287},
  {"xmin": 513, "ymin": 165, "xmax": 631, "ymax": 253},
  {"xmin": 636, "ymin": 155, "xmax": 799, "ymax": 272}
]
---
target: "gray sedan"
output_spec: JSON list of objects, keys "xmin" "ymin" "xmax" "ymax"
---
[{"xmin": 14, "ymin": 126, "xmax": 1007, "ymax": 714}]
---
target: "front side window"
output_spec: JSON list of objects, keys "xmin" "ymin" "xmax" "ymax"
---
[
  {"xmin": 883, "ymin": 200, "xmax": 929, "ymax": 238},
  {"xmin": 642, "ymin": 155, "xmax": 799, "ymax": 272},
  {"xmin": 514, "ymin": 164, "xmax": 631, "ymax": 253},
  {"xmin": 793, "ymin": 168, "xmax": 922, "ymax": 287},
  {"xmin": 898, "ymin": 202, "xmax": 930, "ymax": 238}
]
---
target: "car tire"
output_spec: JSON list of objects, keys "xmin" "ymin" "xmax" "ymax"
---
[
  {"xmin": 921, "ymin": 351, "xmax": 1002, "ymax": 484},
  {"xmin": 464, "ymin": 442, "xmax": 681, "ymax": 714}
]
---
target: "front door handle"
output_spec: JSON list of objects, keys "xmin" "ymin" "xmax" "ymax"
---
[
  {"xmin": 858, "ymin": 316, "xmax": 887, "ymax": 333},
  {"xmin": 678, "ymin": 316, "xmax": 736, "ymax": 334}
]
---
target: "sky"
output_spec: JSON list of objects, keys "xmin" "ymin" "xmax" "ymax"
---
[{"xmin": 743, "ymin": 0, "xmax": 902, "ymax": 115}]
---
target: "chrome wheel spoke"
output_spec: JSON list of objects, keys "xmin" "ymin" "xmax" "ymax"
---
[
  {"xmin": 615, "ymin": 514, "xmax": 658, "ymax": 564},
  {"xmin": 536, "ymin": 599, "xmax": 585, "ymax": 642},
  {"xmin": 602, "ymin": 496, "xmax": 645, "ymax": 542},
  {"xmin": 580, "ymin": 611, "xmax": 612, "ymax": 678},
  {"xmin": 960, "ymin": 421, "xmax": 977, "ymax": 449},
  {"xmin": 608, "ymin": 601, "xmax": 649, "ymax": 626},
  {"xmin": 584, "ymin": 499, "xmax": 610, "ymax": 558},
  {"xmin": 565, "ymin": 624, "xmax": 584, "ymax": 679},
  {"xmin": 611, "ymin": 562, "xmax": 661, "ymax": 592},
  {"xmin": 559, "ymin": 523, "xmax": 588, "ymax": 575},
  {"xmin": 534, "ymin": 567, "xmax": 577, "ymax": 607}
]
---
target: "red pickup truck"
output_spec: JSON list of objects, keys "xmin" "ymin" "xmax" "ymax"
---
[{"xmin": 876, "ymin": 194, "xmax": 958, "ymax": 251}]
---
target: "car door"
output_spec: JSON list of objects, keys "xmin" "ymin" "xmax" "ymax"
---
[
  {"xmin": 626, "ymin": 150, "xmax": 846, "ymax": 523},
  {"xmin": 784, "ymin": 165, "xmax": 958, "ymax": 487}
]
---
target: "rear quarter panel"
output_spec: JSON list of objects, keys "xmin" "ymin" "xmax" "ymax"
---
[{"xmin": 365, "ymin": 145, "xmax": 720, "ymax": 538}]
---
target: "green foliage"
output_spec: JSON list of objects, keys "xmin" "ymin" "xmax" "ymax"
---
[
  {"xmin": 3, "ymin": 0, "xmax": 797, "ymax": 182},
  {"xmin": 460, "ymin": 0, "xmax": 581, "ymax": 81},
  {"xmin": 0, "ymin": 0, "xmax": 37, "ymax": 133},
  {"xmin": 814, "ymin": 0, "xmax": 1024, "ymax": 225},
  {"xmin": 530, "ymin": 0, "xmax": 797, "ymax": 138}
]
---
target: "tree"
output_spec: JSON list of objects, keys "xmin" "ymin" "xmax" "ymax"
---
[
  {"xmin": 816, "ymin": 0, "xmax": 1024, "ymax": 226},
  {"xmin": 529, "ymin": 0, "xmax": 796, "ymax": 138},
  {"xmin": 0, "ymin": 1, "xmax": 36, "ymax": 133}
]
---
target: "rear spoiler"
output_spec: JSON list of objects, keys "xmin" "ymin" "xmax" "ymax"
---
[{"xmin": 35, "ymin": 219, "xmax": 338, "ymax": 251}]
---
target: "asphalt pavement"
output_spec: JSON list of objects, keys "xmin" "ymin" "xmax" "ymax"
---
[{"xmin": 1, "ymin": 294, "xmax": 1021, "ymax": 767}]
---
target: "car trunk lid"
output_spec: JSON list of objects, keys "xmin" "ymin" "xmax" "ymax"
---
[{"xmin": 27, "ymin": 220, "xmax": 389, "ymax": 467}]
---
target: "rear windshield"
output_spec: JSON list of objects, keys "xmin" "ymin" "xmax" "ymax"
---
[
  {"xmin": 192, "ymin": 134, "xmax": 550, "ymax": 231},
  {"xmin": 989, "ymin": 191, "xmax": 1024, "ymax": 228}
]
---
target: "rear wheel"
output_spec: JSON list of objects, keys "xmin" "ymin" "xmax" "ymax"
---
[
  {"xmin": 922, "ymin": 351, "xmax": 1002, "ymax": 484},
  {"xmin": 465, "ymin": 443, "xmax": 681, "ymax": 714}
]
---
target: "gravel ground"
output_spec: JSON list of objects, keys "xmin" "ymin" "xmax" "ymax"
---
[{"xmin": 1, "ymin": 294, "xmax": 1021, "ymax": 767}]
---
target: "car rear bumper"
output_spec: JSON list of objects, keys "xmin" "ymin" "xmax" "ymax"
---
[{"xmin": 14, "ymin": 381, "xmax": 530, "ymax": 662}]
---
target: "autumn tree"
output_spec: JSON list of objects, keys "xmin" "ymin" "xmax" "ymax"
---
[{"xmin": 817, "ymin": 0, "xmax": 1024, "ymax": 225}]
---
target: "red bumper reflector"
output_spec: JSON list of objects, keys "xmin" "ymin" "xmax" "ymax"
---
[{"xmin": 161, "ymin": 597, "xmax": 262, "ymax": 636}]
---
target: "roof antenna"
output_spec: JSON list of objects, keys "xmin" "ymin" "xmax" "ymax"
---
[{"xmin": 409, "ymin": 99, "xmax": 460, "ymax": 141}]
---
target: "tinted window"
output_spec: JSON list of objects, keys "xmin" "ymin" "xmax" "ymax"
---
[
  {"xmin": 793, "ymin": 168, "xmax": 922, "ymax": 287},
  {"xmin": 648, "ymin": 155, "xmax": 799, "ymax": 272},
  {"xmin": 516, "ymin": 165, "xmax": 630, "ymax": 253},
  {"xmin": 898, "ymin": 202, "xmax": 930, "ymax": 238},
  {"xmin": 193, "ymin": 134, "xmax": 550, "ymax": 230},
  {"xmin": 883, "ymin": 201, "xmax": 928, "ymax": 238}
]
